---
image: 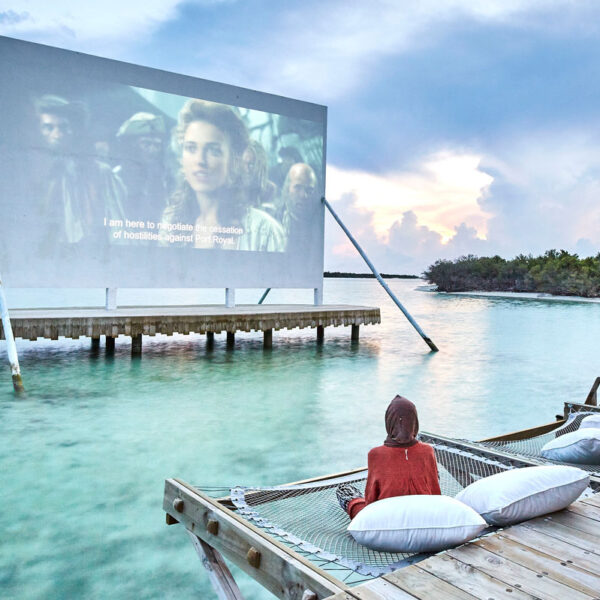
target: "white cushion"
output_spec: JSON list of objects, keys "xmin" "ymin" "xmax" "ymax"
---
[
  {"xmin": 347, "ymin": 495, "xmax": 486, "ymax": 553},
  {"xmin": 580, "ymin": 414, "xmax": 600, "ymax": 429},
  {"xmin": 455, "ymin": 465, "xmax": 589, "ymax": 526},
  {"xmin": 541, "ymin": 428, "xmax": 600, "ymax": 464}
]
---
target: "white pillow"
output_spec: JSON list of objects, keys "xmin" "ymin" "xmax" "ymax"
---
[
  {"xmin": 347, "ymin": 495, "xmax": 486, "ymax": 553},
  {"xmin": 541, "ymin": 428, "xmax": 600, "ymax": 464},
  {"xmin": 455, "ymin": 465, "xmax": 589, "ymax": 526},
  {"xmin": 580, "ymin": 414, "xmax": 600, "ymax": 429}
]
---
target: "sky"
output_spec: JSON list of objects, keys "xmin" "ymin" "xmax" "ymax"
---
[{"xmin": 2, "ymin": 0, "xmax": 600, "ymax": 274}]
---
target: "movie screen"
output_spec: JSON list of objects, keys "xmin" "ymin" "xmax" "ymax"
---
[
  {"xmin": 1, "ymin": 84, "xmax": 324, "ymax": 254},
  {"xmin": 0, "ymin": 37, "xmax": 326, "ymax": 289}
]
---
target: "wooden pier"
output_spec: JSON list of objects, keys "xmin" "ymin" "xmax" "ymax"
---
[
  {"xmin": 325, "ymin": 493, "xmax": 600, "ymax": 599},
  {"xmin": 164, "ymin": 478, "xmax": 600, "ymax": 600},
  {"xmin": 0, "ymin": 304, "xmax": 380, "ymax": 354}
]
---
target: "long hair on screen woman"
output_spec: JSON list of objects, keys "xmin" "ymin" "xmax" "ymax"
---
[{"xmin": 162, "ymin": 99, "xmax": 284, "ymax": 251}]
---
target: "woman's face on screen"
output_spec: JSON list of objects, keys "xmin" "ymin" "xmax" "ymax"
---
[{"xmin": 182, "ymin": 120, "xmax": 230, "ymax": 194}]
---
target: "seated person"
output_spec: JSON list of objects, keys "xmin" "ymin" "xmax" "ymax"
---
[{"xmin": 337, "ymin": 395, "xmax": 441, "ymax": 519}]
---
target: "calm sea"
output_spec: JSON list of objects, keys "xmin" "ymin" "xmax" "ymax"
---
[{"xmin": 1, "ymin": 279, "xmax": 598, "ymax": 599}]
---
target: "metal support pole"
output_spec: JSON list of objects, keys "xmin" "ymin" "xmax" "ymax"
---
[
  {"xmin": 322, "ymin": 197, "xmax": 439, "ymax": 352},
  {"xmin": 258, "ymin": 288, "xmax": 271, "ymax": 304},
  {"xmin": 0, "ymin": 274, "xmax": 24, "ymax": 392}
]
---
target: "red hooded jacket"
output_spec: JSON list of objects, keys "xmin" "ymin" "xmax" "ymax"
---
[{"xmin": 347, "ymin": 396, "xmax": 441, "ymax": 519}]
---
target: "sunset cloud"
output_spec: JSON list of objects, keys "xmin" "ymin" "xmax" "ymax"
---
[{"xmin": 327, "ymin": 152, "xmax": 493, "ymax": 243}]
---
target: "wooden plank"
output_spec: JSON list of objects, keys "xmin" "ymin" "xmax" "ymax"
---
[
  {"xmin": 479, "ymin": 420, "xmax": 564, "ymax": 442},
  {"xmin": 217, "ymin": 467, "xmax": 368, "ymax": 509},
  {"xmin": 566, "ymin": 500, "xmax": 600, "ymax": 522},
  {"xmin": 350, "ymin": 577, "xmax": 418, "ymax": 600},
  {"xmin": 164, "ymin": 479, "xmax": 346, "ymax": 600},
  {"xmin": 384, "ymin": 565, "xmax": 476, "ymax": 599},
  {"xmin": 474, "ymin": 532, "xmax": 600, "ymax": 596},
  {"xmin": 521, "ymin": 517, "xmax": 600, "ymax": 555},
  {"xmin": 446, "ymin": 542, "xmax": 594, "ymax": 600},
  {"xmin": 415, "ymin": 552, "xmax": 536, "ymax": 599},
  {"xmin": 500, "ymin": 523, "xmax": 600, "ymax": 575},
  {"xmin": 584, "ymin": 377, "xmax": 600, "ymax": 406},
  {"xmin": 531, "ymin": 509, "xmax": 600, "ymax": 536},
  {"xmin": 580, "ymin": 493, "xmax": 600, "ymax": 509}
]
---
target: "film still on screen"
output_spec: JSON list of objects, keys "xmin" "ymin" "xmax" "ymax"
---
[{"xmin": 1, "ymin": 80, "xmax": 324, "ymax": 255}]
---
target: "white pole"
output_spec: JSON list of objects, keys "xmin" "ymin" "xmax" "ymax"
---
[
  {"xmin": 225, "ymin": 288, "xmax": 235, "ymax": 308},
  {"xmin": 105, "ymin": 288, "xmax": 117, "ymax": 310},
  {"xmin": 0, "ymin": 273, "xmax": 24, "ymax": 392}
]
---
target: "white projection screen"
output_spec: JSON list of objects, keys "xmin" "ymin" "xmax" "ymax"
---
[{"xmin": 0, "ymin": 36, "xmax": 327, "ymax": 289}]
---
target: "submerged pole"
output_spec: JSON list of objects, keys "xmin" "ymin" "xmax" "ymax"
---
[
  {"xmin": 322, "ymin": 197, "xmax": 439, "ymax": 352},
  {"xmin": 0, "ymin": 273, "xmax": 25, "ymax": 392}
]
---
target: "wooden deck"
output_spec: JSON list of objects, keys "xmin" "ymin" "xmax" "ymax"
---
[
  {"xmin": 0, "ymin": 304, "xmax": 380, "ymax": 352},
  {"xmin": 326, "ymin": 493, "xmax": 600, "ymax": 600}
]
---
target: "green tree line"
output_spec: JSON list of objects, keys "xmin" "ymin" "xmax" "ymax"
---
[{"xmin": 423, "ymin": 250, "xmax": 600, "ymax": 297}]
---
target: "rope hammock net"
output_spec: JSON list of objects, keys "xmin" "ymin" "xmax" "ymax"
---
[
  {"xmin": 192, "ymin": 408, "xmax": 600, "ymax": 586},
  {"xmin": 193, "ymin": 435, "xmax": 552, "ymax": 585},
  {"xmin": 475, "ymin": 410, "xmax": 600, "ymax": 478}
]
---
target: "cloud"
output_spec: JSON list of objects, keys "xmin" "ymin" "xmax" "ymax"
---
[
  {"xmin": 0, "ymin": 1, "xmax": 213, "ymax": 50},
  {"xmin": 324, "ymin": 152, "xmax": 494, "ymax": 273},
  {"xmin": 327, "ymin": 152, "xmax": 493, "ymax": 243},
  {"xmin": 325, "ymin": 123, "xmax": 600, "ymax": 274},
  {"xmin": 481, "ymin": 127, "xmax": 600, "ymax": 256},
  {"xmin": 209, "ymin": 0, "xmax": 589, "ymax": 101},
  {"xmin": 2, "ymin": 1, "xmax": 590, "ymax": 101}
]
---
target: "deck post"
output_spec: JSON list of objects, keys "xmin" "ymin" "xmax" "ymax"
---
[
  {"xmin": 351, "ymin": 324, "xmax": 360, "ymax": 341},
  {"xmin": 0, "ymin": 274, "xmax": 24, "ymax": 393},
  {"xmin": 225, "ymin": 288, "xmax": 235, "ymax": 308},
  {"xmin": 131, "ymin": 334, "xmax": 142, "ymax": 356},
  {"xmin": 263, "ymin": 328, "xmax": 273, "ymax": 349},
  {"xmin": 322, "ymin": 196, "xmax": 439, "ymax": 352},
  {"xmin": 206, "ymin": 331, "xmax": 215, "ymax": 346},
  {"xmin": 186, "ymin": 531, "xmax": 245, "ymax": 600},
  {"xmin": 105, "ymin": 288, "xmax": 117, "ymax": 310},
  {"xmin": 91, "ymin": 337, "xmax": 100, "ymax": 351},
  {"xmin": 316, "ymin": 325, "xmax": 324, "ymax": 343},
  {"xmin": 585, "ymin": 377, "xmax": 600, "ymax": 406},
  {"xmin": 226, "ymin": 332, "xmax": 235, "ymax": 347},
  {"xmin": 106, "ymin": 335, "xmax": 115, "ymax": 353},
  {"xmin": 314, "ymin": 287, "xmax": 323, "ymax": 306}
]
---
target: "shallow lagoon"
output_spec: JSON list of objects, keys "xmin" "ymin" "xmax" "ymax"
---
[{"xmin": 1, "ymin": 279, "xmax": 599, "ymax": 599}]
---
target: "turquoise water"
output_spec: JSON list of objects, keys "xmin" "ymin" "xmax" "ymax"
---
[{"xmin": 1, "ymin": 279, "xmax": 599, "ymax": 599}]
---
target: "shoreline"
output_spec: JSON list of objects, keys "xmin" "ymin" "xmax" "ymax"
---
[{"xmin": 436, "ymin": 289, "xmax": 600, "ymax": 304}]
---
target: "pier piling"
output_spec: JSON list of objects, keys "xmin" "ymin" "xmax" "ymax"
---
[
  {"xmin": 131, "ymin": 334, "xmax": 142, "ymax": 356},
  {"xmin": 0, "ymin": 273, "xmax": 24, "ymax": 393},
  {"xmin": 316, "ymin": 325, "xmax": 324, "ymax": 343},
  {"xmin": 263, "ymin": 328, "xmax": 273, "ymax": 348}
]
